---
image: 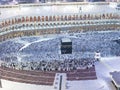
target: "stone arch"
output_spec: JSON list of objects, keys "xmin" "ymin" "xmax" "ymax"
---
[
  {"xmin": 79, "ymin": 15, "xmax": 81, "ymax": 20},
  {"xmin": 69, "ymin": 22, "xmax": 71, "ymax": 25},
  {"xmin": 50, "ymin": 23, "xmax": 52, "ymax": 26},
  {"xmin": 14, "ymin": 25, "xmax": 18, "ymax": 29},
  {"xmin": 84, "ymin": 14, "xmax": 86, "ymax": 20},
  {"xmin": 22, "ymin": 24, "xmax": 25, "ymax": 27},
  {"xmin": 22, "ymin": 17, "xmax": 25, "ymax": 22},
  {"xmin": 5, "ymin": 20, "xmax": 8, "ymax": 26},
  {"xmin": 76, "ymin": 22, "xmax": 78, "ymax": 24},
  {"xmin": 2, "ymin": 21, "xmax": 5, "ymax": 27},
  {"xmin": 46, "ymin": 23, "xmax": 48, "ymax": 26},
  {"xmin": 34, "ymin": 16, "xmax": 37, "ymax": 22},
  {"xmin": 12, "ymin": 26, "xmax": 15, "ymax": 30},
  {"xmin": 109, "ymin": 13, "xmax": 113, "ymax": 19},
  {"xmin": 26, "ymin": 24, "xmax": 29, "ymax": 27},
  {"xmin": 61, "ymin": 22, "xmax": 63, "ymax": 25},
  {"xmin": 30, "ymin": 16, "xmax": 33, "ymax": 22},
  {"xmin": 53, "ymin": 16, "xmax": 56, "ymax": 21},
  {"xmin": 65, "ymin": 15, "xmax": 67, "ymax": 20},
  {"xmin": 42, "ymin": 16, "xmax": 44, "ymax": 21},
  {"xmin": 57, "ymin": 16, "xmax": 60, "ymax": 21},
  {"xmin": 12, "ymin": 19, "xmax": 15, "ymax": 24},
  {"xmin": 102, "ymin": 14, "xmax": 105, "ymax": 19},
  {"xmin": 65, "ymin": 22, "xmax": 67, "ymax": 25},
  {"xmin": 53, "ymin": 23, "xmax": 56, "ymax": 25},
  {"xmin": 72, "ymin": 15, "xmax": 75, "ymax": 20},
  {"xmin": 42, "ymin": 23, "xmax": 44, "ymax": 25},
  {"xmin": 49, "ymin": 16, "xmax": 52, "ymax": 21},
  {"xmin": 91, "ymin": 14, "xmax": 93, "ymax": 19},
  {"xmin": 25, "ymin": 16, "xmax": 29, "ymax": 22},
  {"xmin": 61, "ymin": 15, "xmax": 63, "ymax": 21},
  {"xmin": 30, "ymin": 24, "xmax": 33, "ymax": 27},
  {"xmin": 73, "ymin": 22, "xmax": 75, "ymax": 25},
  {"xmin": 38, "ymin": 16, "xmax": 41, "ymax": 21},
  {"xmin": 15, "ymin": 18, "xmax": 18, "ymax": 23},
  {"xmin": 68, "ymin": 15, "xmax": 71, "ymax": 20},
  {"xmin": 76, "ymin": 15, "xmax": 78, "ymax": 20},
  {"xmin": 45, "ymin": 16, "xmax": 48, "ymax": 21},
  {"xmin": 38, "ymin": 23, "xmax": 41, "ymax": 26},
  {"xmin": 57, "ymin": 22, "xmax": 59, "ymax": 25},
  {"xmin": 18, "ymin": 18, "xmax": 21, "ymax": 23},
  {"xmin": 5, "ymin": 28, "xmax": 8, "ymax": 31},
  {"xmin": 106, "ymin": 13, "xmax": 109, "ymax": 18},
  {"xmin": 8, "ymin": 20, "xmax": 11, "ymax": 25}
]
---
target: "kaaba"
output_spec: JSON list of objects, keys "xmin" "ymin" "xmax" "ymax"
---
[{"xmin": 61, "ymin": 38, "xmax": 72, "ymax": 54}]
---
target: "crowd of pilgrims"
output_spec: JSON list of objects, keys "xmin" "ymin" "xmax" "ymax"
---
[
  {"xmin": 0, "ymin": 31, "xmax": 120, "ymax": 71},
  {"xmin": 0, "ymin": 58, "xmax": 96, "ymax": 71}
]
